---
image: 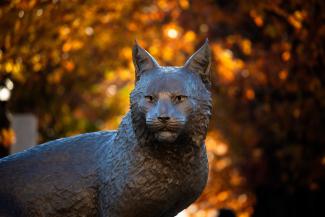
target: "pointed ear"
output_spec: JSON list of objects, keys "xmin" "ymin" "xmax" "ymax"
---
[
  {"xmin": 184, "ymin": 39, "xmax": 211, "ymax": 88},
  {"xmin": 132, "ymin": 42, "xmax": 159, "ymax": 82}
]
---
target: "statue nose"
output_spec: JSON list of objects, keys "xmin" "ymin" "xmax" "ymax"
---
[{"xmin": 157, "ymin": 116, "xmax": 170, "ymax": 123}]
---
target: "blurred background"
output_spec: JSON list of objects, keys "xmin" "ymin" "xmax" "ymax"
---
[{"xmin": 0, "ymin": 0, "xmax": 324, "ymax": 217}]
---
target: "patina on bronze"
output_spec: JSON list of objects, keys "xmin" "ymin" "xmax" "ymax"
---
[{"xmin": 0, "ymin": 40, "xmax": 212, "ymax": 217}]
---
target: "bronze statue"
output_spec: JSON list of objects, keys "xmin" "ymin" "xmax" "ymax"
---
[{"xmin": 0, "ymin": 40, "xmax": 212, "ymax": 217}]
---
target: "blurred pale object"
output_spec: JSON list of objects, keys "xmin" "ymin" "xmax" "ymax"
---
[
  {"xmin": 238, "ymin": 194, "xmax": 248, "ymax": 204},
  {"xmin": 85, "ymin": 26, "xmax": 94, "ymax": 36},
  {"xmin": 5, "ymin": 79, "xmax": 14, "ymax": 90},
  {"xmin": 106, "ymin": 84, "xmax": 117, "ymax": 96},
  {"xmin": 11, "ymin": 114, "xmax": 38, "ymax": 153},
  {"xmin": 176, "ymin": 210, "xmax": 189, "ymax": 217},
  {"xmin": 0, "ymin": 87, "xmax": 11, "ymax": 101},
  {"xmin": 167, "ymin": 28, "xmax": 179, "ymax": 38}
]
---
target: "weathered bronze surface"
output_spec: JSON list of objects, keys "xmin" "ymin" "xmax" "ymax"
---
[{"xmin": 0, "ymin": 41, "xmax": 212, "ymax": 217}]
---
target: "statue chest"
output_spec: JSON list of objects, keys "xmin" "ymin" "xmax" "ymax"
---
[{"xmin": 110, "ymin": 145, "xmax": 208, "ymax": 217}]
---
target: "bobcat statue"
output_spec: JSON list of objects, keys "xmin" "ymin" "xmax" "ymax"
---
[{"xmin": 0, "ymin": 40, "xmax": 212, "ymax": 217}]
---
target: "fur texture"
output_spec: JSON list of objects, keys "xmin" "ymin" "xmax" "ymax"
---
[{"xmin": 0, "ymin": 41, "xmax": 212, "ymax": 217}]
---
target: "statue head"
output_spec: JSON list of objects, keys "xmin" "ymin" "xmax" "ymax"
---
[{"xmin": 130, "ymin": 40, "xmax": 212, "ymax": 146}]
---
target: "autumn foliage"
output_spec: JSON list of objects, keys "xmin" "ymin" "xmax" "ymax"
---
[{"xmin": 0, "ymin": 0, "xmax": 324, "ymax": 217}]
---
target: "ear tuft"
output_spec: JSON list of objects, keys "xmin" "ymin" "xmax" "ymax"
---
[
  {"xmin": 184, "ymin": 39, "xmax": 211, "ymax": 88},
  {"xmin": 132, "ymin": 42, "xmax": 159, "ymax": 82}
]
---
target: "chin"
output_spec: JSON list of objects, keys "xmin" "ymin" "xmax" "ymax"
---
[{"xmin": 155, "ymin": 131, "xmax": 179, "ymax": 143}]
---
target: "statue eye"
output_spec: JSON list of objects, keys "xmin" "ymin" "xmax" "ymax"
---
[
  {"xmin": 175, "ymin": 95, "xmax": 187, "ymax": 103},
  {"xmin": 145, "ymin": 95, "xmax": 154, "ymax": 103}
]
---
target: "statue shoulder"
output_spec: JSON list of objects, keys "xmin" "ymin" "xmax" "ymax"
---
[{"xmin": 0, "ymin": 130, "xmax": 117, "ymax": 165}]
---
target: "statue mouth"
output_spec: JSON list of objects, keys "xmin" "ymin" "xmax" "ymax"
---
[
  {"xmin": 146, "ymin": 119, "xmax": 184, "ymax": 143},
  {"xmin": 155, "ymin": 130, "xmax": 178, "ymax": 143}
]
